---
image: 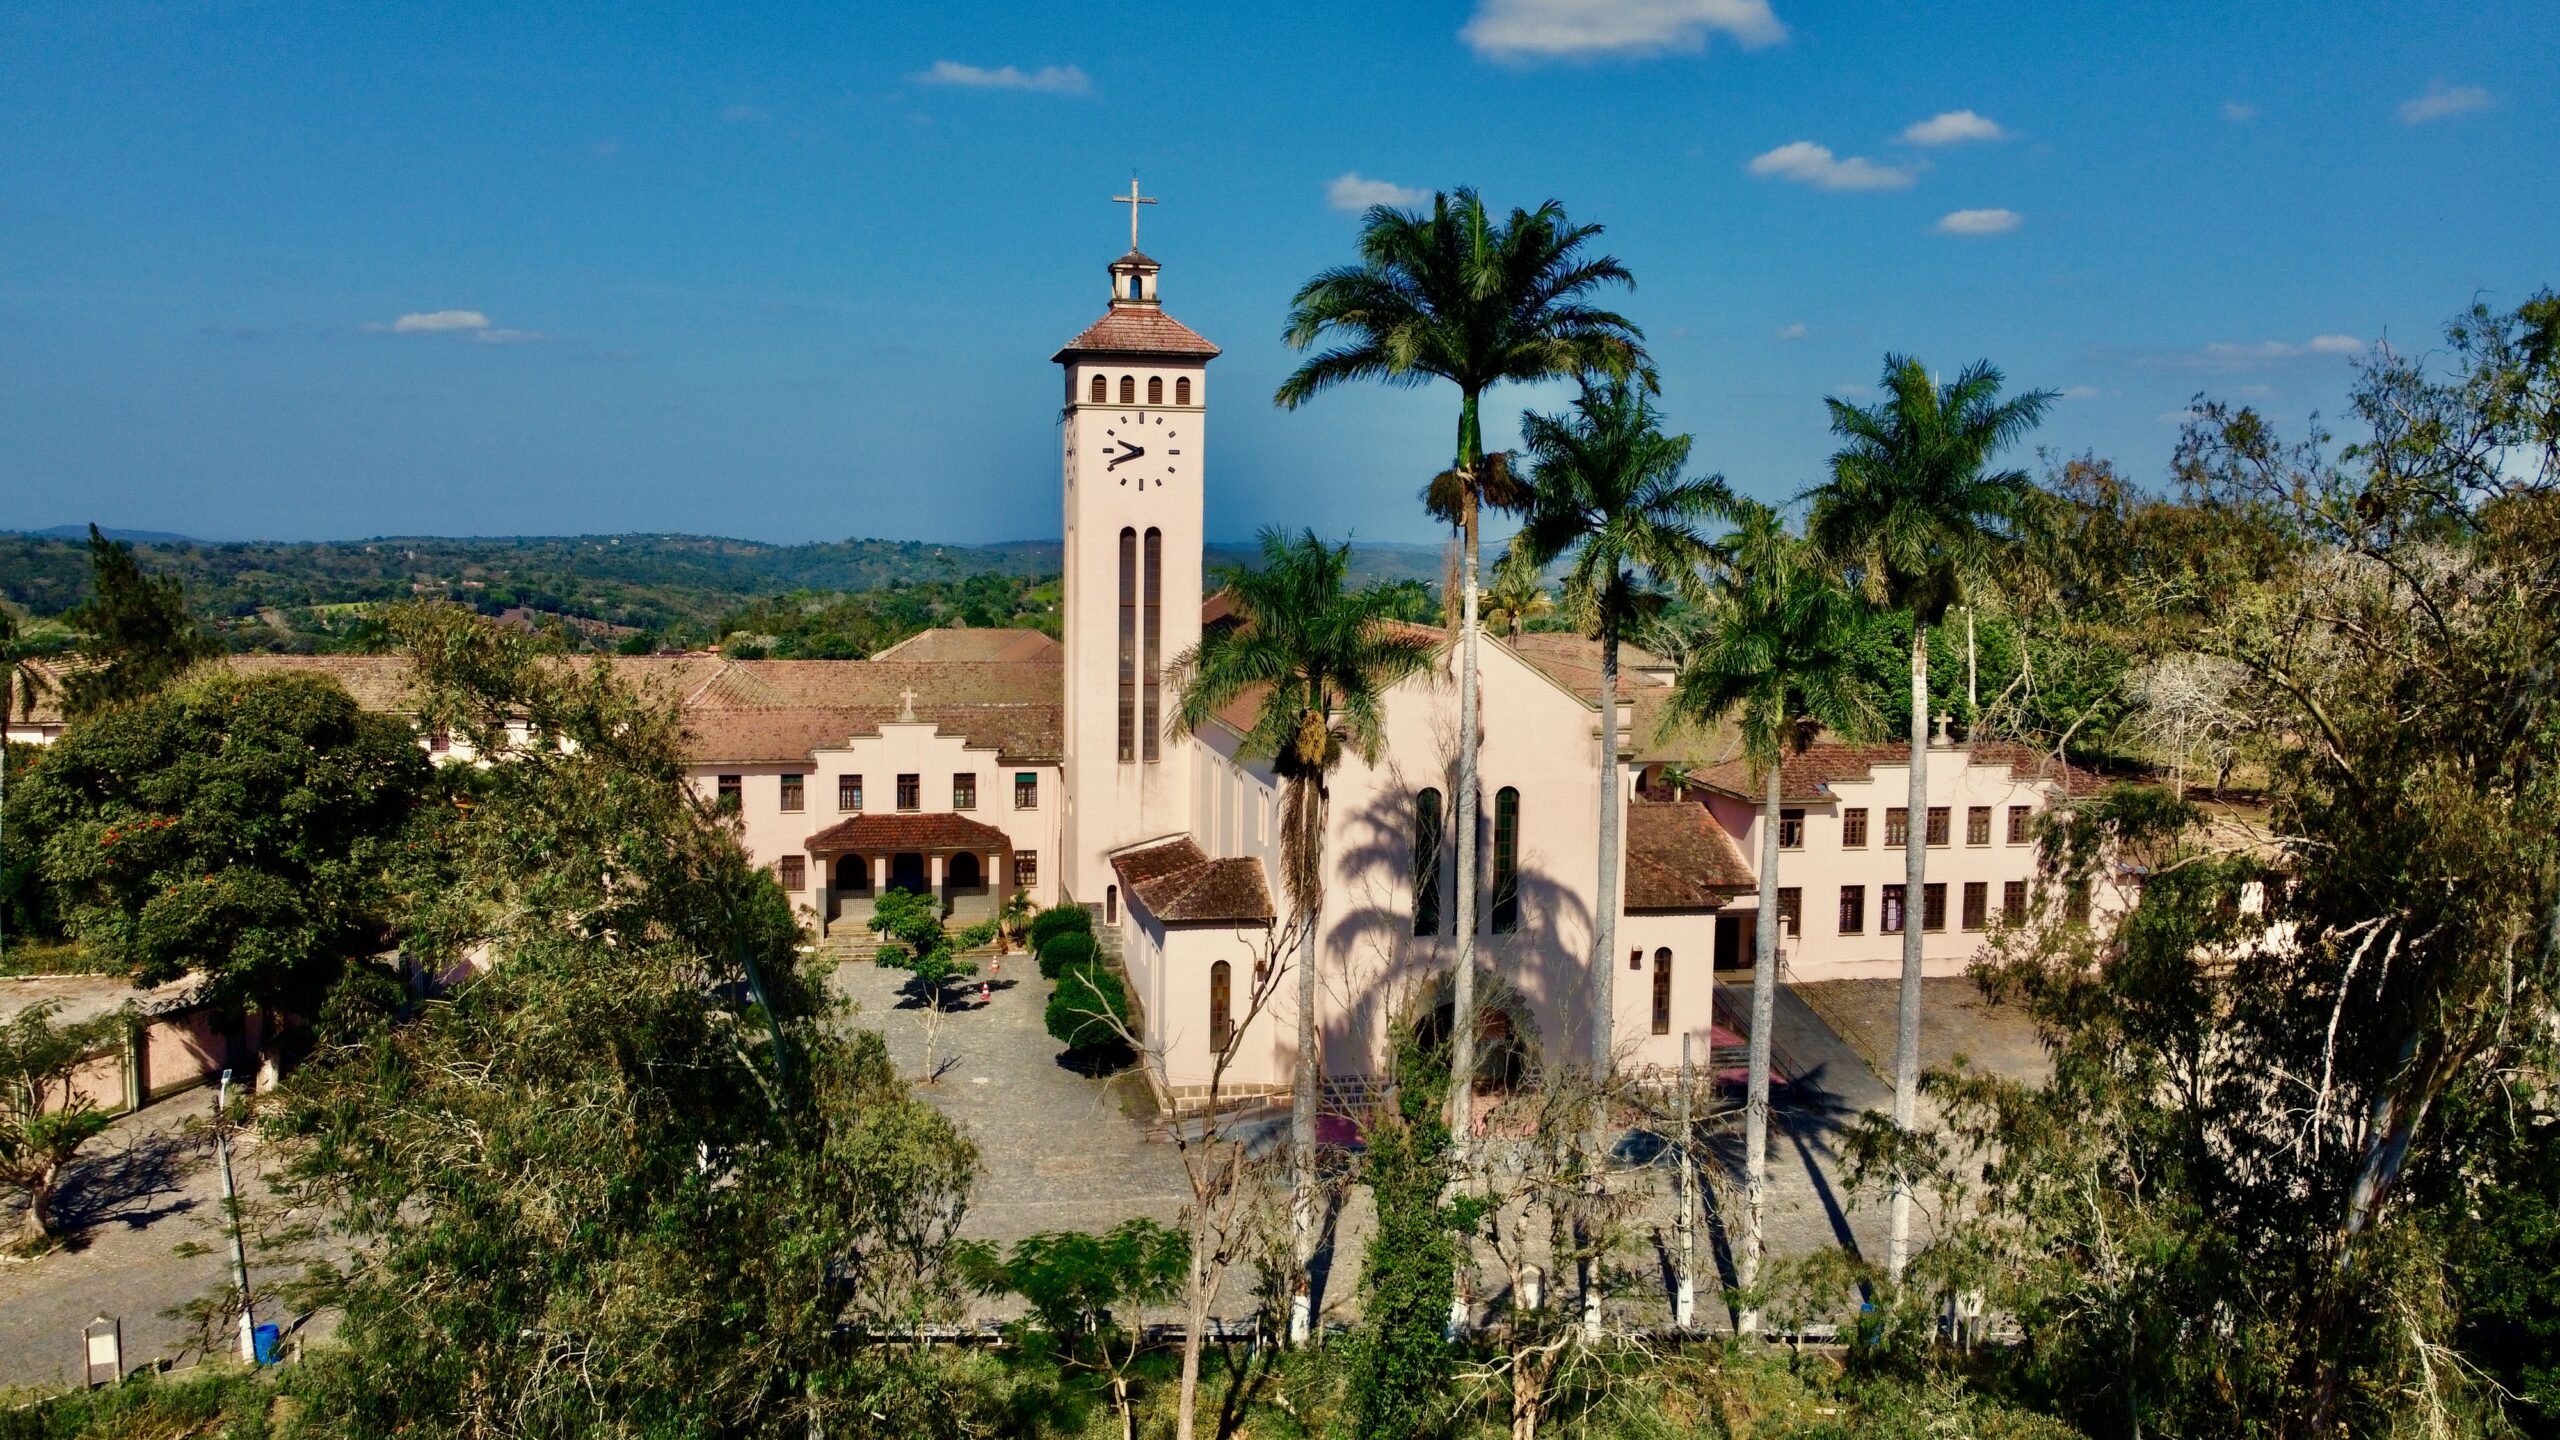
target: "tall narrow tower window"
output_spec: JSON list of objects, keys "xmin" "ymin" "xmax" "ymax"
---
[
  {"xmin": 1147, "ymin": 375, "xmax": 1163, "ymax": 404},
  {"xmin": 1491, "ymin": 786, "xmax": 1522, "ymax": 933},
  {"xmin": 1117, "ymin": 527, "xmax": 1138, "ymax": 763},
  {"xmin": 1175, "ymin": 376, "xmax": 1191, "ymax": 405},
  {"xmin": 1089, "ymin": 373, "xmax": 1106, "ymax": 403},
  {"xmin": 1119, "ymin": 375, "xmax": 1135, "ymax": 404},
  {"xmin": 1142, "ymin": 527, "xmax": 1163, "ymax": 763},
  {"xmin": 1412, "ymin": 788, "xmax": 1444, "ymax": 936}
]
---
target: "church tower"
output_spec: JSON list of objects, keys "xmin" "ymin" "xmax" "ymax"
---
[{"xmin": 1053, "ymin": 182, "xmax": 1219, "ymax": 903}]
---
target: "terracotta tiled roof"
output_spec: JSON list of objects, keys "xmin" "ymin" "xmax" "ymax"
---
[
  {"xmin": 1697, "ymin": 738, "xmax": 2110, "ymax": 803},
  {"xmin": 1624, "ymin": 800, "xmax": 1755, "ymax": 911},
  {"xmin": 1052, "ymin": 306, "xmax": 1222, "ymax": 361},
  {"xmin": 801, "ymin": 811, "xmax": 1014, "ymax": 854},
  {"xmin": 4, "ymin": 654, "xmax": 101, "ymax": 725},
  {"xmin": 1110, "ymin": 837, "xmax": 1276, "ymax": 925},
  {"xmin": 206, "ymin": 654, "xmax": 1065, "ymax": 765},
  {"xmin": 1499, "ymin": 633, "xmax": 1672, "ymax": 706},
  {"xmin": 869, "ymin": 628, "xmax": 1062, "ymax": 663}
]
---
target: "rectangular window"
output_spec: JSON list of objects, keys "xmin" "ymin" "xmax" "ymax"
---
[
  {"xmin": 1650, "ymin": 950, "xmax": 1673, "ymax": 1037},
  {"xmin": 778, "ymin": 855, "xmax": 805, "ymax": 891},
  {"xmin": 1881, "ymin": 884, "xmax": 1907, "ymax": 934},
  {"xmin": 2066, "ymin": 881, "xmax": 2093, "ymax": 927},
  {"xmin": 896, "ymin": 774, "xmax": 920, "ymax": 811},
  {"xmin": 780, "ymin": 773, "xmax": 805, "ymax": 813},
  {"xmin": 1962, "ymin": 881, "xmax": 1988, "ymax": 930},
  {"xmin": 1014, "ymin": 850, "xmax": 1038, "ymax": 891},
  {"xmin": 2008, "ymin": 804, "xmax": 2033, "ymax": 845},
  {"xmin": 1412, "ymin": 789, "xmax": 1444, "ymax": 937},
  {"xmin": 952, "ymin": 773, "xmax": 977, "ymax": 810},
  {"xmin": 2003, "ymin": 880, "xmax": 2028, "ymax": 925},
  {"xmin": 1838, "ymin": 885, "xmax": 1866, "ymax": 934},
  {"xmin": 1967, "ymin": 805, "xmax": 1991, "ymax": 846},
  {"xmin": 839, "ymin": 775, "xmax": 863, "ymax": 811},
  {"xmin": 1777, "ymin": 808, "xmax": 1805, "ymax": 850},
  {"xmin": 1491, "ymin": 788, "xmax": 1522, "ymax": 934},
  {"xmin": 1926, "ymin": 806, "xmax": 1951, "ymax": 846},
  {"xmin": 1015, "ymin": 772, "xmax": 1039, "ymax": 809},
  {"xmin": 1885, "ymin": 807, "xmax": 1909, "ymax": 847},
  {"xmin": 1630, "ymin": 948, "xmax": 1643, "ymax": 971},
  {"xmin": 428, "ymin": 729, "xmax": 451, "ymax": 754},
  {"xmin": 1923, "ymin": 882, "xmax": 1948, "ymax": 931},
  {"xmin": 717, "ymin": 774, "xmax": 742, "ymax": 813},
  {"xmin": 1841, "ymin": 807, "xmax": 1868, "ymax": 848},
  {"xmin": 1777, "ymin": 887, "xmax": 1802, "ymax": 938}
]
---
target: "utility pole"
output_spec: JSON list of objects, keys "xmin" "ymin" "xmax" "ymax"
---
[
  {"xmin": 214, "ymin": 1071, "xmax": 256, "ymax": 1362},
  {"xmin": 1675, "ymin": 1033, "xmax": 1696, "ymax": 1330}
]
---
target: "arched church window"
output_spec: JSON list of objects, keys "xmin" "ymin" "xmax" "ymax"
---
[
  {"xmin": 1106, "ymin": 885, "xmax": 1120, "ymax": 924},
  {"xmin": 1209, "ymin": 961, "xmax": 1232, "ymax": 1052},
  {"xmin": 1119, "ymin": 375, "xmax": 1136, "ymax": 404},
  {"xmin": 1175, "ymin": 376, "xmax": 1191, "ymax": 405},
  {"xmin": 1142, "ymin": 528, "xmax": 1162, "ymax": 763},
  {"xmin": 1651, "ymin": 948, "xmax": 1673, "ymax": 1035},
  {"xmin": 1412, "ymin": 788, "xmax": 1444, "ymax": 936},
  {"xmin": 1147, "ymin": 375, "xmax": 1163, "ymax": 404},
  {"xmin": 1491, "ymin": 787, "xmax": 1521, "ymax": 933},
  {"xmin": 1090, "ymin": 373, "xmax": 1106, "ymax": 403},
  {"xmin": 1118, "ymin": 528, "xmax": 1138, "ymax": 762}
]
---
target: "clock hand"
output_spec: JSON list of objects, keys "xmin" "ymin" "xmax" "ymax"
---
[{"xmin": 1107, "ymin": 444, "xmax": 1147, "ymax": 469}]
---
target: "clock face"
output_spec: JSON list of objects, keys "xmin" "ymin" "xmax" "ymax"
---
[{"xmin": 1097, "ymin": 411, "xmax": 1184, "ymax": 492}]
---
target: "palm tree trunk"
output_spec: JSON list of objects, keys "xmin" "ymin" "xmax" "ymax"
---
[
  {"xmin": 1740, "ymin": 757, "xmax": 1780, "ymax": 1334},
  {"xmin": 1287, "ymin": 782, "xmax": 1323, "ymax": 1346},
  {"xmin": 1447, "ymin": 391, "xmax": 1485, "ymax": 1336},
  {"xmin": 1887, "ymin": 618, "xmax": 1929, "ymax": 1283},
  {"xmin": 1579, "ymin": 616, "xmax": 1623, "ymax": 1340}
]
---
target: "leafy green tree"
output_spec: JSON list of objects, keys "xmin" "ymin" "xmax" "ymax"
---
[
  {"xmin": 1346, "ymin": 1025, "xmax": 1472, "ymax": 1438},
  {"xmin": 0, "ymin": 998, "xmax": 128, "ymax": 1245},
  {"xmin": 17, "ymin": 670, "xmax": 428, "ymax": 1018},
  {"xmin": 1279, "ymin": 189, "xmax": 1650, "ymax": 1140},
  {"xmin": 1044, "ymin": 957, "xmax": 1130, "ymax": 1055},
  {"xmin": 959, "ymin": 1219, "xmax": 1188, "ymax": 1440},
  {"xmin": 869, "ymin": 886, "xmax": 997, "ymax": 1083},
  {"xmin": 1807, "ymin": 356, "xmax": 2052, "ymax": 1281},
  {"xmin": 1480, "ymin": 545, "xmax": 1555, "ymax": 637},
  {"xmin": 1036, "ymin": 929, "xmax": 1098, "ymax": 981},
  {"xmin": 1, "ymin": 608, "xmax": 67, "ymax": 963},
  {"xmin": 1165, "ymin": 527, "xmax": 1436, "ymax": 1346},
  {"xmin": 272, "ymin": 602, "xmax": 982, "ymax": 1439},
  {"xmin": 1027, "ymin": 901, "xmax": 1092, "ymax": 954},
  {"xmin": 1663, "ymin": 500, "xmax": 1876, "ymax": 1330},
  {"xmin": 61, "ymin": 525, "xmax": 217, "ymax": 719}
]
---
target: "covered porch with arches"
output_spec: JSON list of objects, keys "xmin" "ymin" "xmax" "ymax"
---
[{"xmin": 803, "ymin": 812, "xmax": 1020, "ymax": 937}]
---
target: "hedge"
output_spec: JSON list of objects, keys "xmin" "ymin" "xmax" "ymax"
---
[
  {"xmin": 1037, "ymin": 931, "xmax": 1098, "ymax": 981},
  {"xmin": 1026, "ymin": 903, "xmax": 1092, "ymax": 954},
  {"xmin": 1045, "ymin": 960, "xmax": 1131, "ymax": 1053}
]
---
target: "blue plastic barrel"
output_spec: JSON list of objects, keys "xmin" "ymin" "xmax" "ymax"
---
[{"xmin": 252, "ymin": 1323, "xmax": 280, "ymax": 1364}]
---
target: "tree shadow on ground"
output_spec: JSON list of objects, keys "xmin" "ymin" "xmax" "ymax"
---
[{"xmin": 48, "ymin": 1125, "xmax": 208, "ymax": 1240}]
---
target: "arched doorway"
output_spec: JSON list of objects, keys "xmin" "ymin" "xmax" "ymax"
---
[
  {"xmin": 888, "ymin": 852, "xmax": 928, "ymax": 894},
  {"xmin": 828, "ymin": 853, "xmax": 870, "ymax": 922},
  {"xmin": 947, "ymin": 852, "xmax": 984, "ymax": 890},
  {"xmin": 1415, "ymin": 973, "xmax": 1537, "ymax": 1096}
]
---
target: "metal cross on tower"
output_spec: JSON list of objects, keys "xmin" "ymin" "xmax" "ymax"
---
[{"xmin": 1111, "ymin": 176, "xmax": 1155, "ymax": 251}]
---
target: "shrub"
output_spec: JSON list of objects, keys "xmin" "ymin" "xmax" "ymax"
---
[
  {"xmin": 1037, "ymin": 931, "xmax": 1098, "ymax": 981},
  {"xmin": 1027, "ymin": 904, "xmax": 1092, "ymax": 954},
  {"xmin": 1045, "ymin": 961, "xmax": 1130, "ymax": 1053}
]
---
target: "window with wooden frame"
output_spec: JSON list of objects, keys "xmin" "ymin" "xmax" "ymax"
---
[
  {"xmin": 780, "ymin": 773, "xmax": 805, "ymax": 813},
  {"xmin": 1777, "ymin": 808, "xmax": 1805, "ymax": 849},
  {"xmin": 1175, "ymin": 376, "xmax": 1192, "ymax": 405},
  {"xmin": 1966, "ymin": 805, "xmax": 1991, "ymax": 845},
  {"xmin": 1411, "ymin": 788, "xmax": 1444, "ymax": 936},
  {"xmin": 1014, "ymin": 851, "xmax": 1037, "ymax": 890},
  {"xmin": 1650, "ymin": 949, "xmax": 1674, "ymax": 1036},
  {"xmin": 1841, "ymin": 807, "xmax": 1868, "ymax": 847},
  {"xmin": 1491, "ymin": 787, "xmax": 1522, "ymax": 933},
  {"xmin": 717, "ymin": 775, "xmax": 742, "ymax": 813},
  {"xmin": 1885, "ymin": 807, "xmax": 1909, "ymax": 846},
  {"xmin": 778, "ymin": 855, "xmax": 805, "ymax": 891},
  {"xmin": 839, "ymin": 774, "xmax": 863, "ymax": 811},
  {"xmin": 2008, "ymin": 804, "xmax": 2033, "ymax": 844},
  {"xmin": 1962, "ymin": 881, "xmax": 1988, "ymax": 930},
  {"xmin": 1923, "ymin": 882, "xmax": 1948, "ymax": 931},
  {"xmin": 952, "ymin": 773, "xmax": 977, "ymax": 810},
  {"xmin": 1881, "ymin": 884, "xmax": 1907, "ymax": 933},
  {"xmin": 2003, "ymin": 880, "xmax": 2028, "ymax": 925},
  {"xmin": 1777, "ymin": 887, "xmax": 1802, "ymax": 937},
  {"xmin": 1015, "ymin": 772, "xmax": 1039, "ymax": 809},
  {"xmin": 1209, "ymin": 961, "xmax": 1232, "ymax": 1052},
  {"xmin": 1839, "ymin": 885, "xmax": 1866, "ymax": 934},
  {"xmin": 1926, "ymin": 806, "xmax": 1951, "ymax": 846},
  {"xmin": 896, "ymin": 773, "xmax": 920, "ymax": 811}
]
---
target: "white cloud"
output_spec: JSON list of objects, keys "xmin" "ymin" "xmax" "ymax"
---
[
  {"xmin": 912, "ymin": 60, "xmax": 1092, "ymax": 95},
  {"xmin": 1936, "ymin": 207, "xmax": 2021, "ymax": 235},
  {"xmin": 1462, "ymin": 0, "xmax": 1785, "ymax": 60},
  {"xmin": 1746, "ymin": 140, "xmax": 1915, "ymax": 191},
  {"xmin": 2133, "ymin": 336, "xmax": 2364, "ymax": 372},
  {"xmin": 2220, "ymin": 101, "xmax": 2257, "ymax": 122},
  {"xmin": 2398, "ymin": 82, "xmax": 2491, "ymax": 124},
  {"xmin": 2304, "ymin": 334, "xmax": 2363, "ymax": 354},
  {"xmin": 1773, "ymin": 321, "xmax": 1807, "ymax": 340},
  {"xmin": 1899, "ymin": 109, "xmax": 2007, "ymax": 146},
  {"xmin": 2060, "ymin": 384, "xmax": 2101, "ymax": 399},
  {"xmin": 366, "ymin": 310, "xmax": 490, "ymax": 334},
  {"xmin": 1326, "ymin": 173, "xmax": 1430, "ymax": 211}
]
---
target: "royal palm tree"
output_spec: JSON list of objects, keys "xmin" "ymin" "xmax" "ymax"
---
[
  {"xmin": 1165, "ymin": 528, "xmax": 1436, "ymax": 1347},
  {"xmin": 1278, "ymin": 190, "xmax": 1649, "ymax": 1152},
  {"xmin": 1512, "ymin": 376, "xmax": 1728, "ymax": 1335},
  {"xmin": 1663, "ymin": 501, "xmax": 1876, "ymax": 1331},
  {"xmin": 1481, "ymin": 545, "xmax": 1556, "ymax": 637},
  {"xmin": 1807, "ymin": 356, "xmax": 2053, "ymax": 1282}
]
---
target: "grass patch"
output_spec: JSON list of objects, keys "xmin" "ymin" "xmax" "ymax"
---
[
  {"xmin": 0, "ymin": 939, "xmax": 121, "ymax": 978},
  {"xmin": 0, "ymin": 1364, "xmax": 283, "ymax": 1440}
]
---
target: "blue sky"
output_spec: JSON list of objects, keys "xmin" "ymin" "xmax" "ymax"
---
[{"xmin": 3, "ymin": 0, "xmax": 2553, "ymax": 545}]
